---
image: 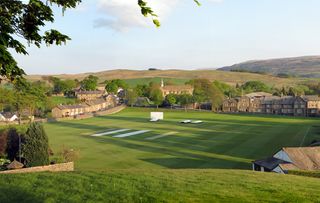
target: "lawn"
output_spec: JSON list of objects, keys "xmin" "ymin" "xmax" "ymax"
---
[
  {"xmin": 44, "ymin": 107, "xmax": 320, "ymax": 171},
  {"xmin": 0, "ymin": 169, "xmax": 320, "ymax": 203}
]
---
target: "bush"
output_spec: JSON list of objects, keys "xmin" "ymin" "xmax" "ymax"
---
[
  {"xmin": 22, "ymin": 122, "xmax": 49, "ymax": 167},
  {"xmin": 0, "ymin": 130, "xmax": 8, "ymax": 157},
  {"xmin": 6, "ymin": 128, "xmax": 23, "ymax": 161}
]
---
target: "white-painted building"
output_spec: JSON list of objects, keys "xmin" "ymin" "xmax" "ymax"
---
[{"xmin": 253, "ymin": 147, "xmax": 320, "ymax": 174}]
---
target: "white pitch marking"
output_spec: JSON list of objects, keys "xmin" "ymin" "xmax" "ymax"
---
[
  {"xmin": 113, "ymin": 130, "xmax": 150, "ymax": 138},
  {"xmin": 91, "ymin": 129, "xmax": 131, "ymax": 137},
  {"xmin": 145, "ymin": 132, "xmax": 177, "ymax": 140}
]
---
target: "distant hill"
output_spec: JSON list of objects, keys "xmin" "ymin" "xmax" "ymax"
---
[
  {"xmin": 219, "ymin": 56, "xmax": 320, "ymax": 78},
  {"xmin": 27, "ymin": 69, "xmax": 316, "ymax": 87}
]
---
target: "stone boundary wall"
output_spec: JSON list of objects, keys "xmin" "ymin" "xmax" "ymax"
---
[{"xmin": 0, "ymin": 162, "xmax": 74, "ymax": 174}]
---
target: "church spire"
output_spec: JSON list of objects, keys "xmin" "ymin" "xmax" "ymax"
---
[{"xmin": 161, "ymin": 78, "xmax": 164, "ymax": 87}]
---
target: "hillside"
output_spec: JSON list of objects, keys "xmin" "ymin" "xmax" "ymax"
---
[
  {"xmin": 27, "ymin": 69, "xmax": 315, "ymax": 87},
  {"xmin": 0, "ymin": 170, "xmax": 319, "ymax": 202},
  {"xmin": 219, "ymin": 56, "xmax": 320, "ymax": 78}
]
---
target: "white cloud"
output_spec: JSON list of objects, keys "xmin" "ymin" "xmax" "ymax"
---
[{"xmin": 94, "ymin": 0, "xmax": 222, "ymax": 31}]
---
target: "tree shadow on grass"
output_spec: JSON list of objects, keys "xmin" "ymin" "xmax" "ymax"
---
[
  {"xmin": 0, "ymin": 186, "xmax": 42, "ymax": 203},
  {"xmin": 140, "ymin": 157, "xmax": 248, "ymax": 169},
  {"xmin": 85, "ymin": 135, "xmax": 251, "ymax": 170}
]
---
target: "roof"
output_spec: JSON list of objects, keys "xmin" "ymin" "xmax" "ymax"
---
[
  {"xmin": 55, "ymin": 104, "xmax": 88, "ymax": 110},
  {"xmin": 85, "ymin": 99, "xmax": 107, "ymax": 106},
  {"xmin": 76, "ymin": 90, "xmax": 105, "ymax": 95},
  {"xmin": 282, "ymin": 147, "xmax": 320, "ymax": 171},
  {"xmin": 253, "ymin": 157, "xmax": 289, "ymax": 170},
  {"xmin": 7, "ymin": 160, "xmax": 24, "ymax": 170},
  {"xmin": 0, "ymin": 112, "xmax": 17, "ymax": 119},
  {"xmin": 279, "ymin": 163, "xmax": 299, "ymax": 171},
  {"xmin": 301, "ymin": 95, "xmax": 320, "ymax": 102},
  {"xmin": 245, "ymin": 92, "xmax": 272, "ymax": 98},
  {"xmin": 160, "ymin": 85, "xmax": 193, "ymax": 92}
]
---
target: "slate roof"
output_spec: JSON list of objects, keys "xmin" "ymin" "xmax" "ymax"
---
[
  {"xmin": 245, "ymin": 92, "xmax": 273, "ymax": 98},
  {"xmin": 301, "ymin": 95, "xmax": 320, "ymax": 102},
  {"xmin": 76, "ymin": 90, "xmax": 104, "ymax": 95},
  {"xmin": 253, "ymin": 157, "xmax": 289, "ymax": 170},
  {"xmin": 55, "ymin": 104, "xmax": 88, "ymax": 110},
  {"xmin": 85, "ymin": 98, "xmax": 107, "ymax": 106}
]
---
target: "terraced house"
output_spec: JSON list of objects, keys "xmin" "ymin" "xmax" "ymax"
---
[
  {"xmin": 222, "ymin": 93, "xmax": 320, "ymax": 117},
  {"xmin": 52, "ymin": 95, "xmax": 117, "ymax": 118}
]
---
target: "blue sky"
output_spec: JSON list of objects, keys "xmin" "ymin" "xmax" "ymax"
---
[{"xmin": 13, "ymin": 0, "xmax": 320, "ymax": 74}]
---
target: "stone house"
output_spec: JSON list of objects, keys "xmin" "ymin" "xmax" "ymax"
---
[
  {"xmin": 222, "ymin": 94, "xmax": 320, "ymax": 117},
  {"xmin": 253, "ymin": 147, "xmax": 320, "ymax": 174},
  {"xmin": 52, "ymin": 104, "xmax": 88, "ymax": 118},
  {"xmin": 222, "ymin": 98, "xmax": 238, "ymax": 112},
  {"xmin": 75, "ymin": 90, "xmax": 105, "ymax": 101},
  {"xmin": 302, "ymin": 95, "xmax": 320, "ymax": 117}
]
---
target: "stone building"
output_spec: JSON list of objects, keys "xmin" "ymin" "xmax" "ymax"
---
[
  {"xmin": 52, "ymin": 94, "xmax": 118, "ymax": 118},
  {"xmin": 159, "ymin": 79, "xmax": 194, "ymax": 97},
  {"xmin": 222, "ymin": 93, "xmax": 320, "ymax": 117},
  {"xmin": 75, "ymin": 90, "xmax": 105, "ymax": 101}
]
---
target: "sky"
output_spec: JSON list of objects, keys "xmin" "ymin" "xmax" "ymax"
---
[{"xmin": 12, "ymin": 0, "xmax": 320, "ymax": 74}]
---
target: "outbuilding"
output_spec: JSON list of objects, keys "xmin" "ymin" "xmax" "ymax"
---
[{"xmin": 253, "ymin": 147, "xmax": 320, "ymax": 174}]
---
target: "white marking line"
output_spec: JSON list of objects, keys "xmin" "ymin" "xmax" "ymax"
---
[
  {"xmin": 300, "ymin": 126, "xmax": 311, "ymax": 147},
  {"xmin": 146, "ymin": 132, "xmax": 177, "ymax": 140},
  {"xmin": 113, "ymin": 130, "xmax": 150, "ymax": 138},
  {"xmin": 91, "ymin": 129, "xmax": 131, "ymax": 137}
]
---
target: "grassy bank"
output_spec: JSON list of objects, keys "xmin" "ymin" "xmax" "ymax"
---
[{"xmin": 0, "ymin": 169, "xmax": 319, "ymax": 202}]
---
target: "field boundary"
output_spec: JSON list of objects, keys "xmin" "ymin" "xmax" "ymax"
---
[{"xmin": 0, "ymin": 162, "xmax": 74, "ymax": 174}]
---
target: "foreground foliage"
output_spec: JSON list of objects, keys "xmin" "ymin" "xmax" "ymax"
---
[{"xmin": 0, "ymin": 170, "xmax": 319, "ymax": 202}]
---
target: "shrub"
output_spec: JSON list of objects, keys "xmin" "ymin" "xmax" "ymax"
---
[
  {"xmin": 22, "ymin": 122, "xmax": 49, "ymax": 167},
  {"xmin": 6, "ymin": 128, "xmax": 23, "ymax": 161},
  {"xmin": 0, "ymin": 130, "xmax": 8, "ymax": 157}
]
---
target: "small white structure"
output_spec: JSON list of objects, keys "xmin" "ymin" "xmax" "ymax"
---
[
  {"xmin": 0, "ymin": 113, "xmax": 18, "ymax": 122},
  {"xmin": 253, "ymin": 147, "xmax": 320, "ymax": 174},
  {"xmin": 150, "ymin": 112, "xmax": 164, "ymax": 122},
  {"xmin": 0, "ymin": 113, "xmax": 6, "ymax": 121}
]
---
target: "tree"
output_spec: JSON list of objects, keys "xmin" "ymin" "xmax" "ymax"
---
[
  {"xmin": 135, "ymin": 84, "xmax": 150, "ymax": 98},
  {"xmin": 241, "ymin": 81, "xmax": 271, "ymax": 93},
  {"xmin": 150, "ymin": 88, "xmax": 164, "ymax": 108},
  {"xmin": 22, "ymin": 122, "xmax": 49, "ymax": 167},
  {"xmin": 210, "ymin": 84, "xmax": 225, "ymax": 112},
  {"xmin": 126, "ymin": 89, "xmax": 138, "ymax": 107},
  {"xmin": 1, "ymin": 0, "xmax": 201, "ymax": 82},
  {"xmin": 105, "ymin": 82, "xmax": 118, "ymax": 94},
  {"xmin": 81, "ymin": 75, "xmax": 98, "ymax": 91},
  {"xmin": 178, "ymin": 94, "xmax": 193, "ymax": 112},
  {"xmin": 6, "ymin": 128, "xmax": 23, "ymax": 162},
  {"xmin": 0, "ymin": 0, "xmax": 81, "ymax": 82},
  {"xmin": 166, "ymin": 94, "xmax": 177, "ymax": 109}
]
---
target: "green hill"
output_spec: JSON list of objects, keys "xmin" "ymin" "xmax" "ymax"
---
[
  {"xmin": 219, "ymin": 55, "xmax": 320, "ymax": 78},
  {"xmin": 27, "ymin": 69, "xmax": 318, "ymax": 87},
  {"xmin": 0, "ymin": 170, "xmax": 319, "ymax": 202}
]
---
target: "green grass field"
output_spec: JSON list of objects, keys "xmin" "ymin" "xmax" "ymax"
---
[
  {"xmin": 1, "ymin": 170, "xmax": 320, "ymax": 202},
  {"xmin": 44, "ymin": 108, "xmax": 320, "ymax": 171},
  {"xmin": 2, "ymin": 108, "xmax": 320, "ymax": 202}
]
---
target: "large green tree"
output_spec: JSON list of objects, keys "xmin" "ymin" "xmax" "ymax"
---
[
  {"xmin": 1, "ymin": 0, "xmax": 201, "ymax": 82},
  {"xmin": 22, "ymin": 122, "xmax": 49, "ymax": 167},
  {"xmin": 81, "ymin": 75, "xmax": 98, "ymax": 91}
]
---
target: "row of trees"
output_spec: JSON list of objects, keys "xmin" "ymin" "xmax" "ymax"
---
[
  {"xmin": 0, "ymin": 123, "xmax": 49, "ymax": 167},
  {"xmin": 0, "ymin": 80, "xmax": 51, "ymax": 120}
]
